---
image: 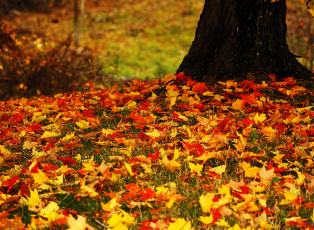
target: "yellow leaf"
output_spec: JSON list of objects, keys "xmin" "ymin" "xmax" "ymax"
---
[
  {"xmin": 170, "ymin": 128, "xmax": 178, "ymax": 138},
  {"xmin": 188, "ymin": 162, "xmax": 203, "ymax": 174},
  {"xmin": 210, "ymin": 165, "xmax": 226, "ymax": 175},
  {"xmin": 40, "ymin": 131, "xmax": 59, "ymax": 138},
  {"xmin": 67, "ymin": 215, "xmax": 88, "ymax": 230},
  {"xmin": 284, "ymin": 217, "xmax": 301, "ymax": 222},
  {"xmin": 229, "ymin": 224, "xmax": 242, "ymax": 230},
  {"xmin": 226, "ymin": 80, "xmax": 238, "ymax": 88},
  {"xmin": 53, "ymin": 174, "xmax": 64, "ymax": 185},
  {"xmin": 170, "ymin": 96, "xmax": 177, "ymax": 109},
  {"xmin": 198, "ymin": 215, "xmax": 213, "ymax": 225},
  {"xmin": 295, "ymin": 171, "xmax": 306, "ymax": 186},
  {"xmin": 107, "ymin": 210, "xmax": 135, "ymax": 229},
  {"xmin": 28, "ymin": 189, "xmax": 41, "ymax": 208},
  {"xmin": 279, "ymin": 191, "xmax": 298, "ymax": 205},
  {"xmin": 178, "ymin": 114, "xmax": 189, "ymax": 121},
  {"xmin": 32, "ymin": 169, "xmax": 49, "ymax": 185},
  {"xmin": 216, "ymin": 219, "xmax": 230, "ymax": 227},
  {"xmin": 81, "ymin": 184, "xmax": 99, "ymax": 198},
  {"xmin": 254, "ymin": 113, "xmax": 267, "ymax": 124},
  {"xmin": 261, "ymin": 126, "xmax": 277, "ymax": 139},
  {"xmin": 173, "ymin": 148, "xmax": 182, "ymax": 160},
  {"xmin": 102, "ymin": 128, "xmax": 115, "ymax": 135},
  {"xmin": 76, "ymin": 120, "xmax": 90, "ymax": 129},
  {"xmin": 311, "ymin": 208, "xmax": 314, "ymax": 223},
  {"xmin": 203, "ymin": 91, "xmax": 214, "ymax": 96},
  {"xmin": 245, "ymin": 166, "xmax": 260, "ymax": 178},
  {"xmin": 160, "ymin": 156, "xmax": 181, "ymax": 171},
  {"xmin": 145, "ymin": 129, "xmax": 161, "ymax": 138},
  {"xmin": 42, "ymin": 211, "xmax": 60, "ymax": 222},
  {"xmin": 166, "ymin": 87, "xmax": 180, "ymax": 98},
  {"xmin": 82, "ymin": 162, "xmax": 95, "ymax": 172},
  {"xmin": 149, "ymin": 92, "xmax": 157, "ymax": 101},
  {"xmin": 166, "ymin": 194, "xmax": 184, "ymax": 209},
  {"xmin": 168, "ymin": 218, "xmax": 192, "ymax": 230},
  {"xmin": 0, "ymin": 145, "xmax": 11, "ymax": 155},
  {"xmin": 19, "ymin": 130, "xmax": 26, "ymax": 137},
  {"xmin": 101, "ymin": 197, "xmax": 121, "ymax": 212},
  {"xmin": 75, "ymin": 154, "xmax": 81, "ymax": 161},
  {"xmin": 163, "ymin": 74, "xmax": 176, "ymax": 83},
  {"xmin": 214, "ymin": 94, "xmax": 225, "ymax": 101},
  {"xmin": 156, "ymin": 186, "xmax": 169, "ymax": 195},
  {"xmin": 39, "ymin": 201, "xmax": 59, "ymax": 216},
  {"xmin": 61, "ymin": 132, "xmax": 75, "ymax": 142},
  {"xmin": 124, "ymin": 100, "xmax": 137, "ymax": 110},
  {"xmin": 199, "ymin": 193, "xmax": 215, "ymax": 212},
  {"xmin": 195, "ymin": 151, "xmax": 217, "ymax": 164},
  {"xmin": 124, "ymin": 162, "xmax": 134, "ymax": 176}
]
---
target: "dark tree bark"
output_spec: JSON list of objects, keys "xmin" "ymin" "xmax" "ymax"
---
[
  {"xmin": 177, "ymin": 0, "xmax": 313, "ymax": 83},
  {"xmin": 0, "ymin": 0, "xmax": 51, "ymax": 17}
]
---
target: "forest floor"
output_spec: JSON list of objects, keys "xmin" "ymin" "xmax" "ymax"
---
[
  {"xmin": 0, "ymin": 1, "xmax": 313, "ymax": 229},
  {"xmin": 4, "ymin": 0, "xmax": 313, "ymax": 82},
  {"xmin": 0, "ymin": 73, "xmax": 313, "ymax": 229}
]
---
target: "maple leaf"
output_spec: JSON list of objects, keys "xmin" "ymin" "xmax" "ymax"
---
[
  {"xmin": 188, "ymin": 162, "xmax": 203, "ymax": 174},
  {"xmin": 40, "ymin": 131, "xmax": 60, "ymax": 138},
  {"xmin": 253, "ymin": 113, "xmax": 267, "ymax": 124},
  {"xmin": 147, "ymin": 150, "xmax": 160, "ymax": 161},
  {"xmin": 58, "ymin": 156, "xmax": 77, "ymax": 166},
  {"xmin": 210, "ymin": 165, "xmax": 226, "ymax": 175},
  {"xmin": 28, "ymin": 188, "xmax": 42, "ymax": 212},
  {"xmin": 39, "ymin": 201, "xmax": 60, "ymax": 221},
  {"xmin": 193, "ymin": 82, "xmax": 208, "ymax": 94},
  {"xmin": 215, "ymin": 219, "xmax": 230, "ymax": 227},
  {"xmin": 3, "ymin": 175, "xmax": 20, "ymax": 193},
  {"xmin": 166, "ymin": 194, "xmax": 185, "ymax": 208},
  {"xmin": 232, "ymin": 99, "xmax": 244, "ymax": 110},
  {"xmin": 198, "ymin": 215, "xmax": 213, "ymax": 225},
  {"xmin": 124, "ymin": 162, "xmax": 135, "ymax": 176},
  {"xmin": 160, "ymin": 155, "xmax": 181, "ymax": 171},
  {"xmin": 67, "ymin": 215, "xmax": 94, "ymax": 230},
  {"xmin": 107, "ymin": 210, "xmax": 135, "ymax": 230},
  {"xmin": 101, "ymin": 197, "xmax": 121, "ymax": 212},
  {"xmin": 32, "ymin": 169, "xmax": 49, "ymax": 185},
  {"xmin": 199, "ymin": 193, "xmax": 215, "ymax": 212},
  {"xmin": 76, "ymin": 120, "xmax": 90, "ymax": 129},
  {"xmin": 261, "ymin": 126, "xmax": 277, "ymax": 140},
  {"xmin": 0, "ymin": 210, "xmax": 25, "ymax": 229},
  {"xmin": 259, "ymin": 167, "xmax": 274, "ymax": 181},
  {"xmin": 139, "ymin": 187, "xmax": 155, "ymax": 201},
  {"xmin": 145, "ymin": 129, "xmax": 161, "ymax": 138},
  {"xmin": 168, "ymin": 218, "xmax": 192, "ymax": 230}
]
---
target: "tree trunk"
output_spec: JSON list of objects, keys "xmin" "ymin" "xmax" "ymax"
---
[{"xmin": 177, "ymin": 0, "xmax": 313, "ymax": 83}]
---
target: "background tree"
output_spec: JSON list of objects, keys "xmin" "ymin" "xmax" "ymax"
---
[
  {"xmin": 177, "ymin": 0, "xmax": 314, "ymax": 82},
  {"xmin": 0, "ymin": 0, "xmax": 60, "ymax": 17}
]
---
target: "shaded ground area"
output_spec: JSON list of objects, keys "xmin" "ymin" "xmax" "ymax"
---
[
  {"xmin": 4, "ymin": 0, "xmax": 313, "ymax": 80},
  {"xmin": 3, "ymin": 0, "xmax": 203, "ymax": 81}
]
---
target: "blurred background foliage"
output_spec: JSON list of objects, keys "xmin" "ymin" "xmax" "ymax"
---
[{"xmin": 0, "ymin": 0, "xmax": 313, "ymax": 100}]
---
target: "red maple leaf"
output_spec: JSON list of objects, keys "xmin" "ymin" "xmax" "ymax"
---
[
  {"xmin": 3, "ymin": 176, "xmax": 20, "ymax": 193},
  {"xmin": 140, "ymin": 188, "xmax": 155, "ymax": 201},
  {"xmin": 147, "ymin": 150, "xmax": 160, "ymax": 161},
  {"xmin": 193, "ymin": 82, "xmax": 209, "ymax": 94},
  {"xmin": 58, "ymin": 156, "xmax": 77, "ymax": 166}
]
